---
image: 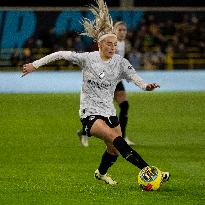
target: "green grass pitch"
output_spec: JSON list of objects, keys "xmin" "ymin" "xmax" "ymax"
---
[{"xmin": 0, "ymin": 92, "xmax": 204, "ymax": 204}]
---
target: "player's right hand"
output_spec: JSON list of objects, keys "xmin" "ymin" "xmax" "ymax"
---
[{"xmin": 21, "ymin": 63, "xmax": 36, "ymax": 77}]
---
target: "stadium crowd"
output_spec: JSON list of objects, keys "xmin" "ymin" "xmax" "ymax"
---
[{"xmin": 11, "ymin": 13, "xmax": 205, "ymax": 70}]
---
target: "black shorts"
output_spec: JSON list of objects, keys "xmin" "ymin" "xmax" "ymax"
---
[
  {"xmin": 81, "ymin": 115, "xmax": 120, "ymax": 137},
  {"xmin": 115, "ymin": 81, "xmax": 125, "ymax": 92}
]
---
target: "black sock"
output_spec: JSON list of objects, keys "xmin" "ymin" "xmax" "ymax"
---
[
  {"xmin": 98, "ymin": 151, "xmax": 118, "ymax": 175},
  {"xmin": 119, "ymin": 101, "xmax": 129, "ymax": 138},
  {"xmin": 113, "ymin": 136, "xmax": 148, "ymax": 169},
  {"xmin": 78, "ymin": 128, "xmax": 86, "ymax": 136}
]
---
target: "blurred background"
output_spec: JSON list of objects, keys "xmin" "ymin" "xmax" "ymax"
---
[{"xmin": 0, "ymin": 0, "xmax": 205, "ymax": 92}]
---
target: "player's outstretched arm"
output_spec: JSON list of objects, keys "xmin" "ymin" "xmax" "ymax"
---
[
  {"xmin": 21, "ymin": 51, "xmax": 73, "ymax": 77},
  {"xmin": 129, "ymin": 74, "xmax": 160, "ymax": 91}
]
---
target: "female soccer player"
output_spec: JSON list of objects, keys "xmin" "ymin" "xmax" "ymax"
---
[
  {"xmin": 77, "ymin": 21, "xmax": 135, "ymax": 147},
  {"xmin": 113, "ymin": 21, "xmax": 135, "ymax": 146},
  {"xmin": 22, "ymin": 0, "xmax": 169, "ymax": 185}
]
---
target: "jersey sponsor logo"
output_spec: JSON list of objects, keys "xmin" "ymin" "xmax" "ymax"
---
[{"xmin": 87, "ymin": 80, "xmax": 111, "ymax": 90}]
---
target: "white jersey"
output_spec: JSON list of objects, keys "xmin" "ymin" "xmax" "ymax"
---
[
  {"xmin": 116, "ymin": 40, "xmax": 125, "ymax": 57},
  {"xmin": 33, "ymin": 51, "xmax": 147, "ymax": 118}
]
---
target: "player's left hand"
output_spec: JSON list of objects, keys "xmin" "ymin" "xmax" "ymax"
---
[{"xmin": 145, "ymin": 83, "xmax": 160, "ymax": 91}]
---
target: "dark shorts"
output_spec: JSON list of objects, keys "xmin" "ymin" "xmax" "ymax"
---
[
  {"xmin": 115, "ymin": 81, "xmax": 125, "ymax": 92},
  {"xmin": 81, "ymin": 115, "xmax": 120, "ymax": 137}
]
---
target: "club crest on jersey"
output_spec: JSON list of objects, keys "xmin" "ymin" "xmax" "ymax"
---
[{"xmin": 98, "ymin": 72, "xmax": 105, "ymax": 79}]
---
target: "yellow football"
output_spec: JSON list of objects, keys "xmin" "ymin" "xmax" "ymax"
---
[{"xmin": 137, "ymin": 166, "xmax": 161, "ymax": 191}]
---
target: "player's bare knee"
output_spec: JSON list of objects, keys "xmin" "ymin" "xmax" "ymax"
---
[{"xmin": 109, "ymin": 130, "xmax": 120, "ymax": 141}]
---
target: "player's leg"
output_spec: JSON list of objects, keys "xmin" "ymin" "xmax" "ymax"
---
[
  {"xmin": 114, "ymin": 90, "xmax": 129, "ymax": 138},
  {"xmin": 76, "ymin": 128, "xmax": 89, "ymax": 147},
  {"xmin": 97, "ymin": 143, "xmax": 119, "ymax": 175},
  {"xmin": 114, "ymin": 81, "xmax": 135, "ymax": 145},
  {"xmin": 95, "ymin": 142, "xmax": 119, "ymax": 185},
  {"xmin": 90, "ymin": 119, "xmax": 149, "ymax": 170},
  {"xmin": 80, "ymin": 116, "xmax": 119, "ymax": 184},
  {"xmin": 89, "ymin": 117, "xmax": 169, "ymax": 184}
]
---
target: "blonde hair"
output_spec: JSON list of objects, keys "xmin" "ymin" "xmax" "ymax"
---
[{"xmin": 81, "ymin": 0, "xmax": 115, "ymax": 42}]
